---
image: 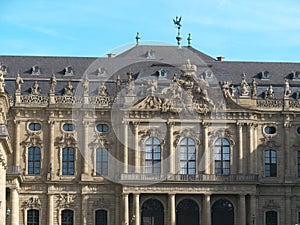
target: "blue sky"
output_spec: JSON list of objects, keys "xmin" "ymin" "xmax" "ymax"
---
[{"xmin": 1, "ymin": 0, "xmax": 300, "ymax": 62}]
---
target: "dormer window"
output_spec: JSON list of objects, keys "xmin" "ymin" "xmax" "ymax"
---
[
  {"xmin": 291, "ymin": 71, "xmax": 300, "ymax": 80},
  {"xmin": 31, "ymin": 65, "xmax": 40, "ymax": 75},
  {"xmin": 0, "ymin": 64, "xmax": 7, "ymax": 74},
  {"xmin": 64, "ymin": 66, "xmax": 73, "ymax": 76},
  {"xmin": 97, "ymin": 67, "xmax": 107, "ymax": 76},
  {"xmin": 146, "ymin": 49, "xmax": 155, "ymax": 59},
  {"xmin": 260, "ymin": 71, "xmax": 269, "ymax": 80},
  {"xmin": 157, "ymin": 69, "xmax": 167, "ymax": 79}
]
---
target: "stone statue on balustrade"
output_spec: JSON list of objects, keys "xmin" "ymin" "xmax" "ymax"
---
[{"xmin": 15, "ymin": 73, "xmax": 24, "ymax": 93}]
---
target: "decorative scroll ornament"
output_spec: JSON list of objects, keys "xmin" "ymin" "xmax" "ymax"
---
[
  {"xmin": 22, "ymin": 197, "xmax": 41, "ymax": 209},
  {"xmin": 89, "ymin": 132, "xmax": 112, "ymax": 149},
  {"xmin": 139, "ymin": 128, "xmax": 164, "ymax": 144},
  {"xmin": 263, "ymin": 200, "xmax": 280, "ymax": 209},
  {"xmin": 31, "ymin": 81, "xmax": 41, "ymax": 95},
  {"xmin": 209, "ymin": 128, "xmax": 235, "ymax": 146},
  {"xmin": 0, "ymin": 152, "xmax": 6, "ymax": 167},
  {"xmin": 21, "ymin": 132, "xmax": 42, "ymax": 147},
  {"xmin": 132, "ymin": 95, "xmax": 175, "ymax": 113},
  {"xmin": 55, "ymin": 133, "xmax": 77, "ymax": 148},
  {"xmin": 98, "ymin": 83, "xmax": 108, "ymax": 96},
  {"xmin": 93, "ymin": 197, "xmax": 106, "ymax": 207},
  {"xmin": 173, "ymin": 128, "xmax": 200, "ymax": 147},
  {"xmin": 56, "ymin": 193, "xmax": 75, "ymax": 208}
]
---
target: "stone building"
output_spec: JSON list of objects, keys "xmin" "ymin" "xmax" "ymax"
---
[{"xmin": 0, "ymin": 43, "xmax": 300, "ymax": 225}]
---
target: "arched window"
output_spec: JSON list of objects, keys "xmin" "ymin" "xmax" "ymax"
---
[
  {"xmin": 265, "ymin": 150, "xmax": 277, "ymax": 177},
  {"xmin": 61, "ymin": 209, "xmax": 74, "ymax": 225},
  {"xmin": 96, "ymin": 148, "xmax": 108, "ymax": 175},
  {"xmin": 214, "ymin": 138, "xmax": 230, "ymax": 175},
  {"xmin": 179, "ymin": 138, "xmax": 196, "ymax": 175},
  {"xmin": 95, "ymin": 209, "xmax": 108, "ymax": 225},
  {"xmin": 27, "ymin": 209, "xmax": 39, "ymax": 225},
  {"xmin": 266, "ymin": 210, "xmax": 278, "ymax": 225},
  {"xmin": 62, "ymin": 147, "xmax": 75, "ymax": 175},
  {"xmin": 141, "ymin": 199, "xmax": 164, "ymax": 225},
  {"xmin": 176, "ymin": 199, "xmax": 199, "ymax": 225},
  {"xmin": 145, "ymin": 137, "xmax": 161, "ymax": 174},
  {"xmin": 28, "ymin": 147, "xmax": 41, "ymax": 175},
  {"xmin": 211, "ymin": 199, "xmax": 234, "ymax": 225}
]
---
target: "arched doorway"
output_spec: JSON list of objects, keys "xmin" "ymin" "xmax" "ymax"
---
[
  {"xmin": 176, "ymin": 199, "xmax": 199, "ymax": 225},
  {"xmin": 211, "ymin": 199, "xmax": 234, "ymax": 225},
  {"xmin": 141, "ymin": 199, "xmax": 164, "ymax": 225}
]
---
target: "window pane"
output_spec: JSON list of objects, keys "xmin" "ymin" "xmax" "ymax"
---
[
  {"xmin": 145, "ymin": 138, "xmax": 161, "ymax": 173},
  {"xmin": 27, "ymin": 209, "xmax": 39, "ymax": 225}
]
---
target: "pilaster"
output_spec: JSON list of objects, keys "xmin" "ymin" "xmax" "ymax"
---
[
  {"xmin": 133, "ymin": 194, "xmax": 140, "ymax": 225},
  {"xmin": 169, "ymin": 194, "xmax": 176, "ymax": 225},
  {"xmin": 203, "ymin": 194, "xmax": 211, "ymax": 225},
  {"xmin": 123, "ymin": 121, "xmax": 129, "ymax": 173}
]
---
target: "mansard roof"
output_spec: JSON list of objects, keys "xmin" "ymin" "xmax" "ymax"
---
[{"xmin": 1, "ymin": 44, "xmax": 300, "ymax": 98}]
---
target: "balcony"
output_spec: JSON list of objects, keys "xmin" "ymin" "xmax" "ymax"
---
[
  {"xmin": 6, "ymin": 166, "xmax": 22, "ymax": 175},
  {"xmin": 119, "ymin": 173, "xmax": 259, "ymax": 183}
]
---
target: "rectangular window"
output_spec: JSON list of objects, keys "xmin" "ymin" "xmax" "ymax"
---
[
  {"xmin": 28, "ymin": 147, "xmax": 41, "ymax": 175},
  {"xmin": 265, "ymin": 150, "xmax": 277, "ymax": 177},
  {"xmin": 62, "ymin": 147, "xmax": 75, "ymax": 175},
  {"xmin": 27, "ymin": 209, "xmax": 39, "ymax": 225},
  {"xmin": 298, "ymin": 151, "xmax": 300, "ymax": 177},
  {"xmin": 96, "ymin": 148, "xmax": 108, "ymax": 175}
]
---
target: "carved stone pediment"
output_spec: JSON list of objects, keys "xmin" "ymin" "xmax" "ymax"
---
[
  {"xmin": 132, "ymin": 96, "xmax": 175, "ymax": 113},
  {"xmin": 55, "ymin": 133, "xmax": 77, "ymax": 148},
  {"xmin": 22, "ymin": 197, "xmax": 41, "ymax": 209}
]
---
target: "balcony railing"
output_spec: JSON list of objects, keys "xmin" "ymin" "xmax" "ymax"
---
[
  {"xmin": 6, "ymin": 166, "xmax": 22, "ymax": 175},
  {"xmin": 120, "ymin": 173, "xmax": 259, "ymax": 182}
]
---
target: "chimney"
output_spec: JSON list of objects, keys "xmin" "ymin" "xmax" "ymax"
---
[
  {"xmin": 107, "ymin": 53, "xmax": 116, "ymax": 58},
  {"xmin": 216, "ymin": 56, "xmax": 225, "ymax": 61}
]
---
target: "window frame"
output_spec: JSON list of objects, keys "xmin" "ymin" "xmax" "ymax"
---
[
  {"xmin": 94, "ymin": 209, "xmax": 109, "ymax": 225},
  {"xmin": 145, "ymin": 137, "xmax": 161, "ymax": 174},
  {"xmin": 214, "ymin": 138, "xmax": 231, "ymax": 175},
  {"xmin": 61, "ymin": 147, "xmax": 75, "ymax": 176},
  {"xmin": 95, "ymin": 148, "xmax": 109, "ymax": 176},
  {"xmin": 264, "ymin": 149, "xmax": 277, "ymax": 177},
  {"xmin": 61, "ymin": 209, "xmax": 74, "ymax": 225},
  {"xmin": 265, "ymin": 210, "xmax": 278, "ymax": 225},
  {"xmin": 28, "ymin": 122, "xmax": 41, "ymax": 132},
  {"xmin": 62, "ymin": 123, "xmax": 75, "ymax": 132},
  {"xmin": 26, "ymin": 209, "xmax": 40, "ymax": 225},
  {"xmin": 96, "ymin": 123, "xmax": 109, "ymax": 133},
  {"xmin": 179, "ymin": 137, "xmax": 196, "ymax": 175},
  {"xmin": 27, "ymin": 146, "xmax": 41, "ymax": 175}
]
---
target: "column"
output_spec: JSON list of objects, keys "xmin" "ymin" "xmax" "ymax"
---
[
  {"xmin": 238, "ymin": 123, "xmax": 244, "ymax": 174},
  {"xmin": 169, "ymin": 194, "xmax": 176, "ymax": 225},
  {"xmin": 284, "ymin": 120, "xmax": 291, "ymax": 177},
  {"xmin": 0, "ymin": 165, "xmax": 6, "ymax": 225},
  {"xmin": 285, "ymin": 192, "xmax": 291, "ymax": 225},
  {"xmin": 47, "ymin": 194, "xmax": 53, "ymax": 225},
  {"xmin": 239, "ymin": 195, "xmax": 246, "ymax": 225},
  {"xmin": 123, "ymin": 194, "xmax": 129, "ymax": 225},
  {"xmin": 82, "ymin": 195, "xmax": 88, "ymax": 225},
  {"xmin": 123, "ymin": 122, "xmax": 129, "ymax": 173},
  {"xmin": 133, "ymin": 123, "xmax": 139, "ymax": 173},
  {"xmin": 82, "ymin": 121, "xmax": 89, "ymax": 175},
  {"xmin": 168, "ymin": 122, "xmax": 175, "ymax": 174},
  {"xmin": 203, "ymin": 194, "xmax": 211, "ymax": 225},
  {"xmin": 253, "ymin": 126, "xmax": 258, "ymax": 174},
  {"xmin": 133, "ymin": 194, "xmax": 140, "ymax": 225},
  {"xmin": 48, "ymin": 121, "xmax": 55, "ymax": 180},
  {"xmin": 248, "ymin": 124, "xmax": 254, "ymax": 174},
  {"xmin": 11, "ymin": 187, "xmax": 19, "ymax": 225},
  {"xmin": 14, "ymin": 120, "xmax": 20, "ymax": 167},
  {"xmin": 203, "ymin": 124, "xmax": 210, "ymax": 174},
  {"xmin": 249, "ymin": 195, "xmax": 257, "ymax": 225}
]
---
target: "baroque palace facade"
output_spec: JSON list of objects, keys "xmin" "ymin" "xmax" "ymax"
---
[{"xmin": 0, "ymin": 43, "xmax": 300, "ymax": 225}]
